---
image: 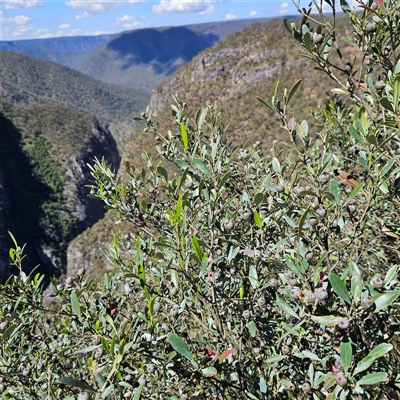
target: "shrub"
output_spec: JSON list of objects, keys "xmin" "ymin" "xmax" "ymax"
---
[{"xmin": 1, "ymin": 1, "xmax": 400, "ymax": 399}]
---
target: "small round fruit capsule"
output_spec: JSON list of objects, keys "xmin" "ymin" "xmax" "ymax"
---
[
  {"xmin": 146, "ymin": 364, "xmax": 155, "ymax": 373},
  {"xmin": 370, "ymin": 275, "xmax": 383, "ymax": 288},
  {"xmin": 347, "ymin": 204, "xmax": 356, "ymax": 214},
  {"xmin": 319, "ymin": 173, "xmax": 330, "ymax": 184},
  {"xmin": 22, "ymin": 367, "xmax": 30, "ymax": 376},
  {"xmin": 78, "ymin": 392, "xmax": 90, "ymax": 400},
  {"xmin": 276, "ymin": 183, "xmax": 285, "ymax": 193},
  {"xmin": 334, "ymin": 358, "xmax": 344, "ymax": 371},
  {"xmin": 305, "ymin": 251, "xmax": 314, "ymax": 262},
  {"xmin": 337, "ymin": 318, "xmax": 350, "ymax": 329},
  {"xmin": 281, "ymin": 344, "xmax": 290, "ymax": 354},
  {"xmin": 365, "ymin": 20, "xmax": 377, "ymax": 33},
  {"xmin": 303, "ymin": 290, "xmax": 315, "ymax": 304},
  {"xmin": 316, "ymin": 207, "xmax": 326, "ymax": 217},
  {"xmin": 289, "ymin": 287, "xmax": 302, "ymax": 300},
  {"xmin": 242, "ymin": 211, "xmax": 253, "ymax": 220},
  {"xmin": 302, "ymin": 382, "xmax": 311, "ymax": 393},
  {"xmin": 308, "ymin": 216, "xmax": 318, "ymax": 227},
  {"xmin": 335, "ymin": 372, "xmax": 348, "ymax": 387},
  {"xmin": 269, "ymin": 278, "xmax": 278, "ymax": 287},
  {"xmin": 170, "ymin": 286, "xmax": 178, "ymax": 296},
  {"xmin": 361, "ymin": 293, "xmax": 374, "ymax": 309},
  {"xmin": 242, "ymin": 310, "xmax": 251, "ymax": 319},
  {"xmin": 224, "ymin": 221, "xmax": 234, "ymax": 231},
  {"xmin": 153, "ymin": 302, "xmax": 161, "ymax": 313},
  {"xmin": 313, "ymin": 33, "xmax": 323, "ymax": 44},
  {"xmin": 258, "ymin": 297, "xmax": 266, "ymax": 307},
  {"xmin": 184, "ymin": 179, "xmax": 193, "ymax": 188},
  {"xmin": 95, "ymin": 348, "xmax": 103, "ymax": 359},
  {"xmin": 315, "ymin": 288, "xmax": 328, "ymax": 301}
]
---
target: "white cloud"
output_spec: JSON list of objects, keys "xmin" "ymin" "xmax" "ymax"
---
[
  {"xmin": 58, "ymin": 23, "xmax": 71, "ymax": 29},
  {"xmin": 3, "ymin": 14, "xmax": 33, "ymax": 26},
  {"xmin": 65, "ymin": 0, "xmax": 118, "ymax": 14},
  {"xmin": 3, "ymin": 0, "xmax": 43, "ymax": 9},
  {"xmin": 39, "ymin": 33, "xmax": 56, "ymax": 38},
  {"xmin": 250, "ymin": 11, "xmax": 261, "ymax": 17},
  {"xmin": 122, "ymin": 21, "xmax": 143, "ymax": 29},
  {"xmin": 225, "ymin": 12, "xmax": 238, "ymax": 20},
  {"xmin": 152, "ymin": 0, "xmax": 214, "ymax": 14},
  {"xmin": 116, "ymin": 14, "xmax": 135, "ymax": 24},
  {"xmin": 75, "ymin": 11, "xmax": 89, "ymax": 19},
  {"xmin": 279, "ymin": 2, "xmax": 289, "ymax": 14}
]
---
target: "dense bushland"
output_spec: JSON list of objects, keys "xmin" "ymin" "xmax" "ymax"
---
[{"xmin": 1, "ymin": 1, "xmax": 400, "ymax": 399}]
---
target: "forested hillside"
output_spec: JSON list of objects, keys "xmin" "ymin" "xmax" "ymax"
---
[
  {"xmin": 0, "ymin": 100, "xmax": 119, "ymax": 280},
  {"xmin": 0, "ymin": 50, "xmax": 149, "ymax": 147}
]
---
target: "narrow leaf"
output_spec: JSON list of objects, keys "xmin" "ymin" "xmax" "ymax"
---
[
  {"xmin": 180, "ymin": 122, "xmax": 188, "ymax": 152},
  {"xmin": 58, "ymin": 377, "xmax": 94, "ymax": 392},
  {"xmin": 357, "ymin": 372, "xmax": 388, "ymax": 386},
  {"xmin": 374, "ymin": 291, "xmax": 400, "ymax": 310},
  {"xmin": 167, "ymin": 333, "xmax": 197, "ymax": 368},
  {"xmin": 193, "ymin": 158, "xmax": 211, "ymax": 177},
  {"xmin": 287, "ymin": 79, "xmax": 302, "ymax": 105},
  {"xmin": 329, "ymin": 273, "xmax": 351, "ymax": 305},
  {"xmin": 275, "ymin": 294, "xmax": 300, "ymax": 319},
  {"xmin": 340, "ymin": 340, "xmax": 352, "ymax": 373},
  {"xmin": 70, "ymin": 291, "xmax": 81, "ymax": 318}
]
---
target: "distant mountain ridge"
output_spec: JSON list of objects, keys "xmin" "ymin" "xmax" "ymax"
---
[
  {"xmin": 0, "ymin": 50, "xmax": 150, "ymax": 147},
  {"xmin": 1, "ymin": 18, "xmax": 269, "ymax": 89}
]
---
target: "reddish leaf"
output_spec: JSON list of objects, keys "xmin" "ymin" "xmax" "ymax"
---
[{"xmin": 217, "ymin": 348, "xmax": 236, "ymax": 362}]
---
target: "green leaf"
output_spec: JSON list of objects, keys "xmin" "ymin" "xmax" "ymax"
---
[
  {"xmin": 254, "ymin": 193, "xmax": 264, "ymax": 206},
  {"xmin": 311, "ymin": 315, "xmax": 344, "ymax": 327},
  {"xmin": 133, "ymin": 383, "xmax": 144, "ymax": 400},
  {"xmin": 157, "ymin": 166, "xmax": 168, "ymax": 182},
  {"xmin": 344, "ymin": 182, "xmax": 364, "ymax": 206},
  {"xmin": 302, "ymin": 350, "xmax": 321, "ymax": 361},
  {"xmin": 328, "ymin": 273, "xmax": 351, "ymax": 304},
  {"xmin": 217, "ymin": 172, "xmax": 231, "ymax": 191},
  {"xmin": 393, "ymin": 74, "xmax": 400, "ymax": 111},
  {"xmin": 247, "ymin": 320, "xmax": 257, "ymax": 337},
  {"xmin": 329, "ymin": 179, "xmax": 341, "ymax": 203},
  {"xmin": 101, "ymin": 384, "xmax": 115, "ymax": 398},
  {"xmin": 265, "ymin": 355, "xmax": 287, "ymax": 363},
  {"xmin": 58, "ymin": 377, "xmax": 95, "ymax": 392},
  {"xmin": 167, "ymin": 333, "xmax": 198, "ymax": 368},
  {"xmin": 193, "ymin": 158, "xmax": 211, "ymax": 177},
  {"xmin": 249, "ymin": 264, "xmax": 258, "ymax": 289},
  {"xmin": 384, "ymin": 265, "xmax": 398, "ymax": 286},
  {"xmin": 380, "ymin": 97, "xmax": 394, "ymax": 112},
  {"xmin": 353, "ymin": 344, "xmax": 393, "ymax": 376},
  {"xmin": 275, "ymin": 294, "xmax": 299, "ymax": 319},
  {"xmin": 196, "ymin": 107, "xmax": 208, "ymax": 131},
  {"xmin": 283, "ymin": 18, "xmax": 293, "ymax": 33},
  {"xmin": 259, "ymin": 377, "xmax": 267, "ymax": 394},
  {"xmin": 287, "ymin": 79, "xmax": 302, "ymax": 105},
  {"xmin": 297, "ymin": 206, "xmax": 311, "ymax": 241},
  {"xmin": 253, "ymin": 211, "xmax": 263, "ymax": 228},
  {"xmin": 180, "ymin": 122, "xmax": 188, "ymax": 152},
  {"xmin": 272, "ymin": 157, "xmax": 281, "ymax": 174},
  {"xmin": 340, "ymin": 340, "xmax": 352, "ymax": 373},
  {"xmin": 381, "ymin": 157, "xmax": 397, "ymax": 177},
  {"xmin": 201, "ymin": 366, "xmax": 217, "ymax": 377},
  {"xmin": 356, "ymin": 372, "xmax": 388, "ymax": 386},
  {"xmin": 369, "ymin": 340, "xmax": 395, "ymax": 362},
  {"xmin": 348, "ymin": 126, "xmax": 364, "ymax": 145},
  {"xmin": 191, "ymin": 235, "xmax": 202, "ymax": 261},
  {"xmin": 374, "ymin": 291, "xmax": 400, "ymax": 310},
  {"xmin": 257, "ymin": 96, "xmax": 274, "ymax": 111},
  {"xmin": 70, "ymin": 291, "xmax": 81, "ymax": 318}
]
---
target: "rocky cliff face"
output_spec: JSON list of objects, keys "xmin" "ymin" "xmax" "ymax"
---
[{"xmin": 0, "ymin": 102, "xmax": 120, "ymax": 281}]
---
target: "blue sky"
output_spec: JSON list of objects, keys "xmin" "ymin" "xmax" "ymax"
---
[{"xmin": 1, "ymin": 0, "xmax": 304, "ymax": 41}]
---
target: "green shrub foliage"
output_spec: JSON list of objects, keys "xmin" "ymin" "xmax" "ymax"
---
[{"xmin": 1, "ymin": 1, "xmax": 400, "ymax": 399}]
